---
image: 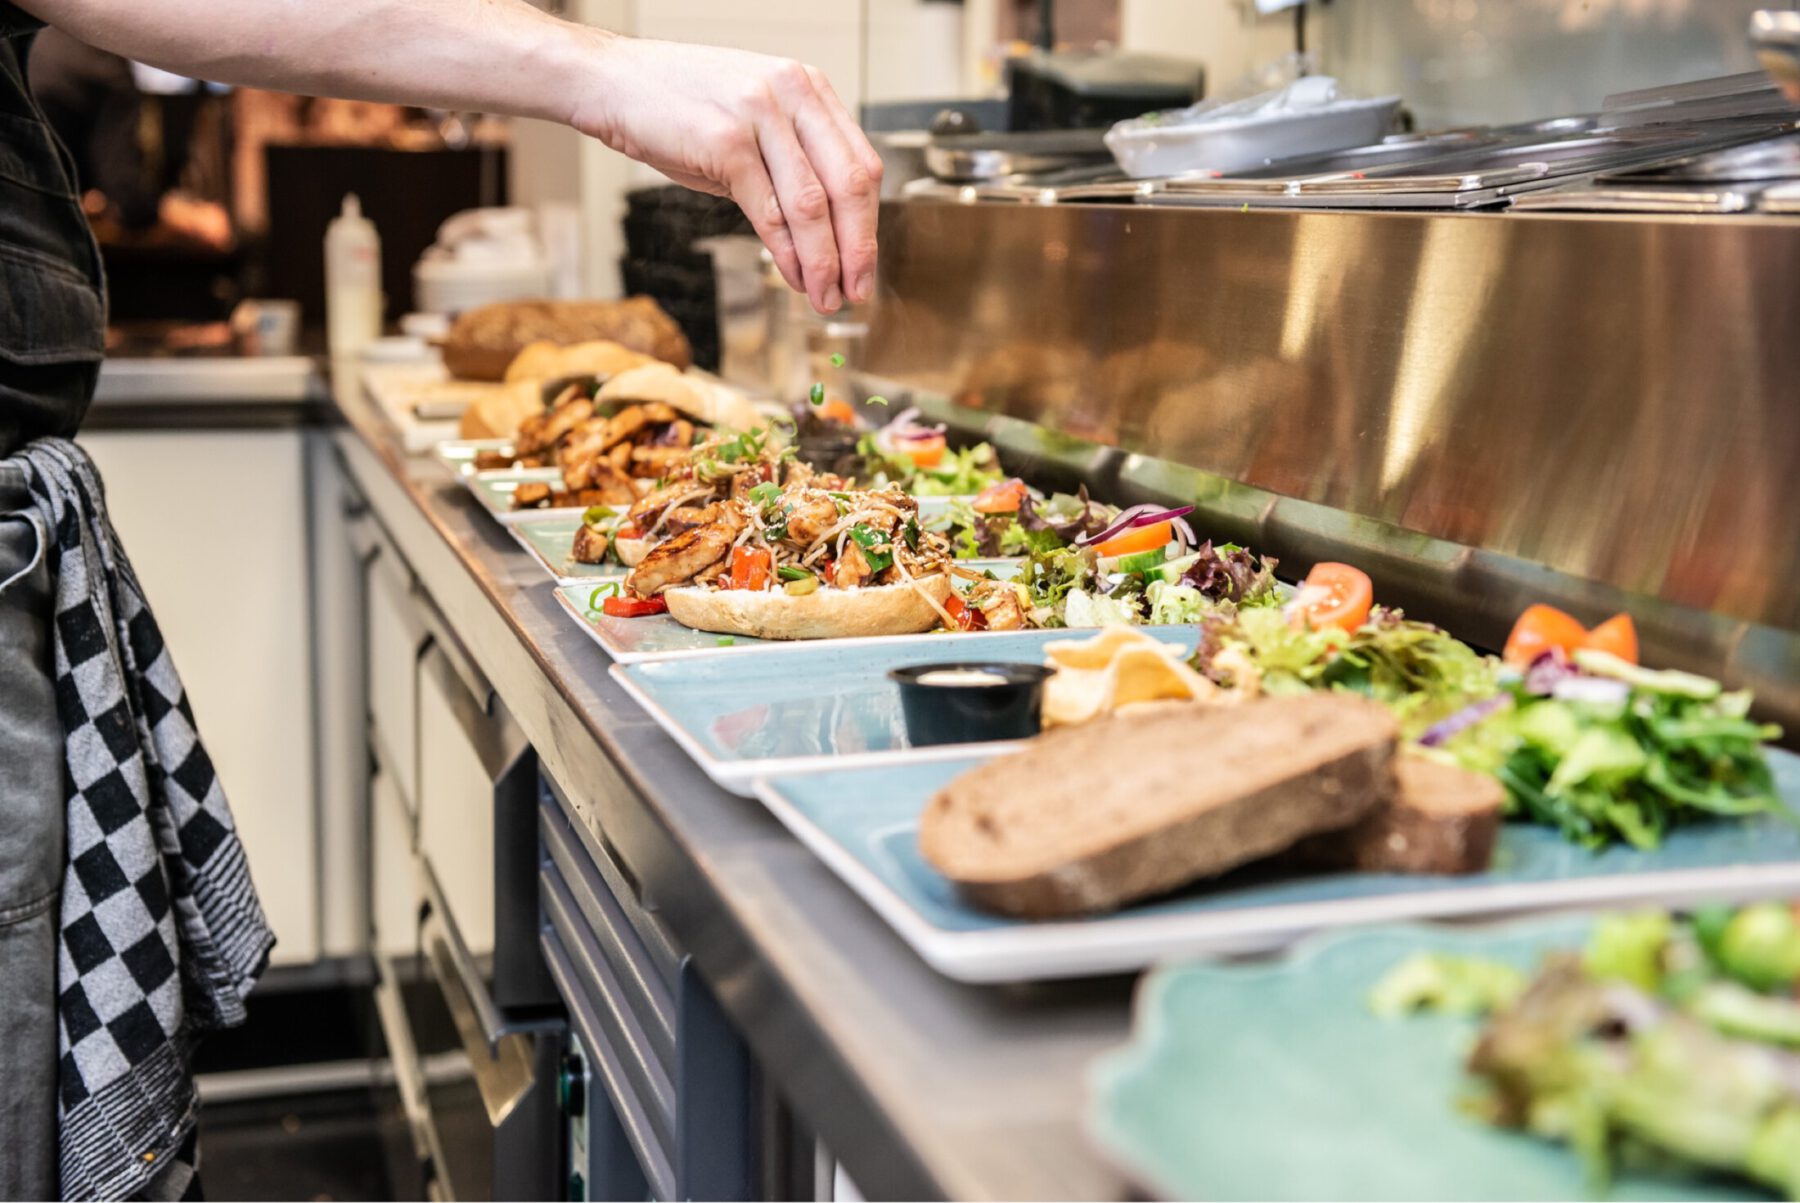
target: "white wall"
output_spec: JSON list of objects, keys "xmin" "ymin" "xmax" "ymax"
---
[
  {"xmin": 83, "ymin": 431, "xmax": 319, "ymax": 966},
  {"xmin": 1119, "ymin": 0, "xmax": 1310, "ymax": 93}
]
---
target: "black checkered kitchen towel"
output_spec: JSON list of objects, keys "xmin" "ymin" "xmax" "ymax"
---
[{"xmin": 18, "ymin": 440, "xmax": 273, "ymax": 1201}]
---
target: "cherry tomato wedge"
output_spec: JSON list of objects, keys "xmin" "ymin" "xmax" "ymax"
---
[
  {"xmin": 1503, "ymin": 603, "xmax": 1588, "ymax": 668},
  {"xmin": 1091, "ymin": 520, "xmax": 1173, "ymax": 559},
  {"xmin": 944, "ymin": 593, "xmax": 987, "ymax": 632},
  {"xmin": 972, "ymin": 478, "xmax": 1028, "ymax": 514},
  {"xmin": 1582, "ymin": 613, "xmax": 1639, "ymax": 665},
  {"xmin": 602, "ymin": 595, "xmax": 667, "ymax": 618},
  {"xmin": 900, "ymin": 433, "xmax": 947, "ymax": 468},
  {"xmin": 726, "ymin": 546, "xmax": 772, "ymax": 591},
  {"xmin": 1291, "ymin": 562, "xmax": 1374, "ymax": 633},
  {"xmin": 817, "ymin": 398, "xmax": 857, "ymax": 425},
  {"xmin": 617, "ymin": 523, "xmax": 645, "ymax": 540}
]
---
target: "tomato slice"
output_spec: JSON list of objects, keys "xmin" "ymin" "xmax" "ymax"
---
[
  {"xmin": 726, "ymin": 546, "xmax": 772, "ymax": 591},
  {"xmin": 901, "ymin": 433, "xmax": 947, "ymax": 468},
  {"xmin": 617, "ymin": 523, "xmax": 645, "ymax": 540},
  {"xmin": 603, "ymin": 595, "xmax": 668, "ymax": 618},
  {"xmin": 972, "ymin": 478, "xmax": 1028, "ymax": 514},
  {"xmin": 944, "ymin": 593, "xmax": 987, "ymax": 632},
  {"xmin": 1091, "ymin": 520, "xmax": 1173, "ymax": 559},
  {"xmin": 1582, "ymin": 613, "xmax": 1639, "ymax": 665},
  {"xmin": 817, "ymin": 398, "xmax": 857, "ymax": 425},
  {"xmin": 1503, "ymin": 603, "xmax": 1588, "ymax": 668},
  {"xmin": 1291, "ymin": 562, "xmax": 1374, "ymax": 633}
]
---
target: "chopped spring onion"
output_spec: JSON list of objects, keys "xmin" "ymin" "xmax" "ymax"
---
[
  {"xmin": 776, "ymin": 565, "xmax": 813, "ymax": 581},
  {"xmin": 809, "ymin": 382, "xmax": 825, "ymax": 406},
  {"xmin": 830, "ymin": 352, "xmax": 846, "ymax": 367},
  {"xmin": 582, "ymin": 505, "xmax": 616, "ymax": 526}
]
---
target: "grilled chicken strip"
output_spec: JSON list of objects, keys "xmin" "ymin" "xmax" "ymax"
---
[
  {"xmin": 783, "ymin": 494, "xmax": 840, "ymax": 547},
  {"xmin": 831, "ymin": 540, "xmax": 874, "ymax": 588},
  {"xmin": 626, "ymin": 506, "xmax": 748, "ymax": 596},
  {"xmin": 570, "ymin": 523, "xmax": 610, "ymax": 565}
]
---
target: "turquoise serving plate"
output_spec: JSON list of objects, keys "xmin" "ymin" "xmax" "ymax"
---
[
  {"xmin": 611, "ymin": 627, "xmax": 1199, "ymax": 794},
  {"xmin": 1088, "ymin": 916, "xmax": 1771, "ymax": 1201},
  {"xmin": 432, "ymin": 437, "xmax": 515, "ymax": 476},
  {"xmin": 510, "ymin": 517, "xmax": 624, "ymax": 582},
  {"xmin": 555, "ymin": 557, "xmax": 1031, "ymax": 662},
  {"xmin": 464, "ymin": 467, "xmax": 570, "ymax": 523},
  {"xmin": 750, "ymin": 751, "xmax": 1800, "ymax": 982}
]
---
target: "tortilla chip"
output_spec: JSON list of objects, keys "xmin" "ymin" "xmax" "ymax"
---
[{"xmin": 1043, "ymin": 636, "xmax": 1218, "ymax": 727}]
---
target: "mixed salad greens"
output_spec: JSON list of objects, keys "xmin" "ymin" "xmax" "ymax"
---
[
  {"xmin": 1191, "ymin": 604, "xmax": 1501, "ymax": 740},
  {"xmin": 1371, "ymin": 905, "xmax": 1800, "ymax": 1200},
  {"xmin": 1422, "ymin": 650, "xmax": 1788, "ymax": 850},
  {"xmin": 1014, "ymin": 502, "xmax": 1284, "ymax": 628}
]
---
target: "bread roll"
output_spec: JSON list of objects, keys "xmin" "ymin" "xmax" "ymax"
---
[
  {"xmin": 442, "ymin": 297, "xmax": 691, "ymax": 381},
  {"xmin": 662, "ymin": 576, "xmax": 952, "ymax": 641}
]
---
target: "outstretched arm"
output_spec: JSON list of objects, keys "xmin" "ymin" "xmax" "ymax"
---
[{"xmin": 19, "ymin": 0, "xmax": 882, "ymax": 312}]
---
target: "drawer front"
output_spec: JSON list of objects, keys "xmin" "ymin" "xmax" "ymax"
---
[
  {"xmin": 539, "ymin": 777, "xmax": 682, "ymax": 986},
  {"xmin": 366, "ymin": 543, "xmax": 426, "ymax": 808},
  {"xmin": 371, "ymin": 769, "xmax": 419, "ymax": 958},
  {"xmin": 538, "ymin": 799, "xmax": 677, "ymax": 1063},
  {"xmin": 418, "ymin": 645, "xmax": 499, "ymax": 955},
  {"xmin": 541, "ymin": 919, "xmax": 676, "ymax": 1202}
]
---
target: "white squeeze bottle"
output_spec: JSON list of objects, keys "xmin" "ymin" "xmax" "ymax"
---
[{"xmin": 325, "ymin": 193, "xmax": 382, "ymax": 357}]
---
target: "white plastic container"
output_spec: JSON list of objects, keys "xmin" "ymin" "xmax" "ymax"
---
[
  {"xmin": 1105, "ymin": 77, "xmax": 1402, "ymax": 180},
  {"xmin": 411, "ymin": 206, "xmax": 550, "ymax": 316},
  {"xmin": 325, "ymin": 194, "xmax": 383, "ymax": 357}
]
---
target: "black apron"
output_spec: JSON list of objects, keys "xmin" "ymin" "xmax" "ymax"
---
[{"xmin": 0, "ymin": 2, "xmax": 106, "ymax": 458}]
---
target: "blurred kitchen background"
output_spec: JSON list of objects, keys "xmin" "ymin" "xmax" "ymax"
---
[{"xmin": 41, "ymin": 0, "xmax": 1793, "ymax": 1198}]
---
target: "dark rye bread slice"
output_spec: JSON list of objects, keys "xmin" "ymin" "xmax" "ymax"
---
[
  {"xmin": 918, "ymin": 694, "xmax": 1399, "ymax": 919},
  {"xmin": 1286, "ymin": 755, "xmax": 1504, "ymax": 875}
]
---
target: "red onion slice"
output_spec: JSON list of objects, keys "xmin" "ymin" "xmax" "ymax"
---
[
  {"xmin": 1078, "ymin": 504, "xmax": 1197, "ymax": 548},
  {"xmin": 1417, "ymin": 695, "xmax": 1512, "ymax": 747}
]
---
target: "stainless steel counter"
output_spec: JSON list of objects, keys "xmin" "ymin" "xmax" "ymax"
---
[{"xmin": 326, "ymin": 370, "xmax": 1132, "ymax": 1201}]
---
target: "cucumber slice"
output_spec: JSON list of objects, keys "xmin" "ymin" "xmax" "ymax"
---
[{"xmin": 1112, "ymin": 547, "xmax": 1170, "ymax": 577}]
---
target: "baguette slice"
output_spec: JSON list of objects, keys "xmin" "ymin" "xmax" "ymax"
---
[
  {"xmin": 1286, "ymin": 755, "xmax": 1503, "ymax": 875},
  {"xmin": 663, "ymin": 575, "xmax": 952, "ymax": 641},
  {"xmin": 919, "ymin": 694, "xmax": 1398, "ymax": 918}
]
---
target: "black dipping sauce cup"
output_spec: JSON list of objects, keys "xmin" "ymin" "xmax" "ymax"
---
[{"xmin": 888, "ymin": 662, "xmax": 1056, "ymax": 747}]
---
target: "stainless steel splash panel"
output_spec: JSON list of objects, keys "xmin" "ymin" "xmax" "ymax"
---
[
  {"xmin": 1317, "ymin": 0, "xmax": 1779, "ymax": 130},
  {"xmin": 863, "ymin": 200, "xmax": 1800, "ymax": 730}
]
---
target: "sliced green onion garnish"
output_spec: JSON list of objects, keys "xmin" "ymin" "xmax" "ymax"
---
[
  {"xmin": 583, "ymin": 505, "xmax": 616, "ymax": 525},
  {"xmin": 776, "ymin": 565, "xmax": 812, "ymax": 581},
  {"xmin": 748, "ymin": 481, "xmax": 781, "ymax": 505},
  {"xmin": 867, "ymin": 395, "xmax": 889, "ymax": 406},
  {"xmin": 830, "ymin": 352, "xmax": 845, "ymax": 367},
  {"xmin": 809, "ymin": 382, "xmax": 825, "ymax": 406}
]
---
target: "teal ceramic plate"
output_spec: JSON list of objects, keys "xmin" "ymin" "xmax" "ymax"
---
[
  {"xmin": 464, "ymin": 467, "xmax": 571, "ymax": 523},
  {"xmin": 1087, "ymin": 916, "xmax": 1772, "ymax": 1201},
  {"xmin": 611, "ymin": 627, "xmax": 1198, "ymax": 794},
  {"xmin": 555, "ymin": 556, "xmax": 1030, "ymax": 662},
  {"xmin": 749, "ymin": 752, "xmax": 1800, "ymax": 982},
  {"xmin": 510, "ymin": 517, "xmax": 625, "ymax": 582},
  {"xmin": 433, "ymin": 437, "xmax": 516, "ymax": 476}
]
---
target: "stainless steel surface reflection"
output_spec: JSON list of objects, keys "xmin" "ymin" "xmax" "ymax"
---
[{"xmin": 866, "ymin": 200, "xmax": 1800, "ymax": 727}]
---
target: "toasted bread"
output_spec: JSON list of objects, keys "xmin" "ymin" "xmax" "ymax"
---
[
  {"xmin": 919, "ymin": 695, "xmax": 1399, "ymax": 918},
  {"xmin": 1285, "ymin": 754, "xmax": 1503, "ymax": 875}
]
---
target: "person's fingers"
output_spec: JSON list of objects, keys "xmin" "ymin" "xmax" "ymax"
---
[
  {"xmin": 755, "ymin": 113, "xmax": 843, "ymax": 312},
  {"xmin": 718, "ymin": 136, "xmax": 805, "ymax": 294},
  {"xmin": 807, "ymin": 67, "xmax": 886, "ymax": 193},
  {"xmin": 788, "ymin": 74, "xmax": 880, "ymax": 306}
]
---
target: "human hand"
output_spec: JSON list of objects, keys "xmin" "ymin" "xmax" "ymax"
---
[{"xmin": 572, "ymin": 35, "xmax": 883, "ymax": 315}]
